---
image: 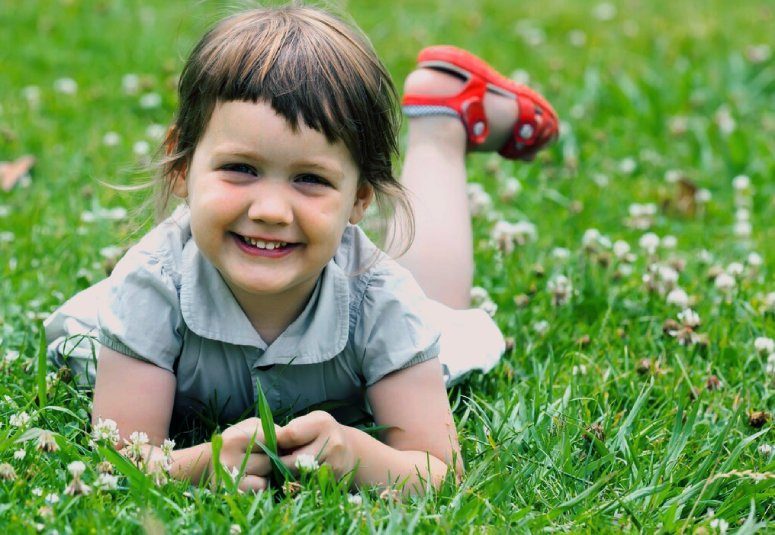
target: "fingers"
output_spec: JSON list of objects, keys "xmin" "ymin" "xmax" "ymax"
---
[
  {"xmin": 243, "ymin": 452, "xmax": 272, "ymax": 477},
  {"xmin": 237, "ymin": 475, "xmax": 268, "ymax": 493},
  {"xmin": 276, "ymin": 411, "xmax": 332, "ymax": 449}
]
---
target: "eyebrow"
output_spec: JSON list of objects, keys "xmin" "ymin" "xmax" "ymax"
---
[{"xmin": 212, "ymin": 147, "xmax": 344, "ymax": 179}]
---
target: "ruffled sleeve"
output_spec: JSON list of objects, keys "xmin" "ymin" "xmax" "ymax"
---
[
  {"xmin": 97, "ymin": 245, "xmax": 184, "ymax": 373},
  {"xmin": 353, "ymin": 259, "xmax": 441, "ymax": 386}
]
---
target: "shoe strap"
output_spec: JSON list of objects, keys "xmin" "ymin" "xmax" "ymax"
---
[
  {"xmin": 402, "ymin": 76, "xmax": 489, "ymax": 145},
  {"xmin": 499, "ymin": 94, "xmax": 541, "ymax": 159}
]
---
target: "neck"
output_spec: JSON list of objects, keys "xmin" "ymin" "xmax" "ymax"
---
[{"xmin": 225, "ymin": 275, "xmax": 320, "ymax": 346}]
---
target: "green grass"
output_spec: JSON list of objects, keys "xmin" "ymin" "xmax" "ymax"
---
[{"xmin": 1, "ymin": 0, "xmax": 774, "ymax": 532}]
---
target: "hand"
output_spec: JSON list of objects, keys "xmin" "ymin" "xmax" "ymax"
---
[
  {"xmin": 276, "ymin": 411, "xmax": 356, "ymax": 479},
  {"xmin": 218, "ymin": 417, "xmax": 280, "ymax": 492}
]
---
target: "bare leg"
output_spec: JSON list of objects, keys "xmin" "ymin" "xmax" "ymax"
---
[{"xmin": 390, "ymin": 69, "xmax": 518, "ymax": 309}]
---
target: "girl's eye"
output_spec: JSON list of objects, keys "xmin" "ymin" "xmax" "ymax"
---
[
  {"xmin": 221, "ymin": 163, "xmax": 256, "ymax": 175},
  {"xmin": 296, "ymin": 174, "xmax": 330, "ymax": 186}
]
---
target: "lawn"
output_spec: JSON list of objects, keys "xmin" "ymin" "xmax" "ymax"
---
[{"xmin": 1, "ymin": 0, "xmax": 774, "ymax": 532}]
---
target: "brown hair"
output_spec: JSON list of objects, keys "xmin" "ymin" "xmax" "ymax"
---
[{"xmin": 153, "ymin": 4, "xmax": 414, "ymax": 262}]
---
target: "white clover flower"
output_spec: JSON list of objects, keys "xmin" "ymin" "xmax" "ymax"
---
[
  {"xmin": 733, "ymin": 220, "xmax": 752, "ymax": 238},
  {"xmin": 44, "ymin": 493, "xmax": 60, "ymax": 504},
  {"xmin": 67, "ymin": 461, "xmax": 86, "ymax": 478},
  {"xmin": 709, "ymin": 518, "xmax": 728, "ymax": 534},
  {"xmin": 658, "ymin": 265, "xmax": 679, "ymax": 289},
  {"xmin": 121, "ymin": 73, "xmax": 140, "ymax": 95},
  {"xmin": 715, "ymin": 106, "xmax": 735, "ymax": 135},
  {"xmin": 102, "ymin": 132, "xmax": 121, "ymax": 147},
  {"xmin": 664, "ymin": 169, "xmax": 682, "ymax": 183},
  {"xmin": 161, "ymin": 438, "xmax": 175, "ymax": 458},
  {"xmin": 53, "ymin": 77, "xmax": 78, "ymax": 95},
  {"xmin": 666, "ymin": 288, "xmax": 689, "ymax": 308},
  {"xmin": 295, "ymin": 454, "xmax": 320, "ymax": 473},
  {"xmin": 479, "ymin": 299, "xmax": 498, "ymax": 317},
  {"xmin": 551, "ymin": 247, "xmax": 570, "ymax": 260},
  {"xmin": 619, "ymin": 157, "xmax": 637, "ymax": 174},
  {"xmin": 732, "ymin": 175, "xmax": 750, "ymax": 191},
  {"xmin": 582, "ymin": 228, "xmax": 601, "ymax": 248},
  {"xmin": 490, "ymin": 220, "xmax": 536, "ymax": 254},
  {"xmin": 572, "ymin": 364, "xmax": 587, "ymax": 376},
  {"xmin": 766, "ymin": 354, "xmax": 775, "ymax": 376},
  {"xmin": 618, "ymin": 263, "xmax": 633, "ymax": 277},
  {"xmin": 466, "ymin": 183, "xmax": 492, "ymax": 216},
  {"xmin": 500, "ymin": 176, "xmax": 522, "ymax": 201},
  {"xmin": 697, "ymin": 249, "xmax": 714, "ymax": 264},
  {"xmin": 661, "ymin": 235, "xmax": 677, "ymax": 249},
  {"xmin": 4, "ymin": 350, "xmax": 20, "ymax": 363},
  {"xmin": 125, "ymin": 431, "xmax": 149, "ymax": 462},
  {"xmin": 230, "ymin": 525, "xmax": 243, "ymax": 535},
  {"xmin": 145, "ymin": 123, "xmax": 166, "ymax": 141},
  {"xmin": 638, "ymin": 233, "xmax": 660, "ymax": 255},
  {"xmin": 95, "ymin": 473, "xmax": 119, "ymax": 491},
  {"xmin": 726, "ymin": 262, "xmax": 745, "ymax": 277},
  {"xmin": 9, "ymin": 411, "xmax": 31, "ymax": 428},
  {"xmin": 13, "ymin": 449, "xmax": 26, "ymax": 460},
  {"xmin": 470, "ymin": 287, "xmax": 490, "ymax": 303},
  {"xmin": 533, "ymin": 320, "xmax": 549, "ymax": 335},
  {"xmin": 32, "ymin": 487, "xmax": 43, "ymax": 497},
  {"xmin": 582, "ymin": 228, "xmax": 610, "ymax": 251},
  {"xmin": 139, "ymin": 92, "xmax": 162, "ymax": 109},
  {"xmin": 735, "ymin": 208, "xmax": 750, "ymax": 222},
  {"xmin": 758, "ymin": 444, "xmax": 773, "ymax": 457},
  {"xmin": 747, "ymin": 252, "xmax": 762, "ymax": 267},
  {"xmin": 133, "ymin": 140, "xmax": 150, "ymax": 156},
  {"xmin": 347, "ymin": 493, "xmax": 363, "ymax": 506},
  {"xmin": 765, "ymin": 292, "xmax": 775, "ymax": 311},
  {"xmin": 22, "ymin": 85, "xmax": 41, "ymax": 106},
  {"xmin": 592, "ymin": 2, "xmax": 617, "ymax": 21},
  {"xmin": 92, "ymin": 418, "xmax": 121, "ymax": 445},
  {"xmin": 511, "ymin": 221, "xmax": 537, "ymax": 245},
  {"xmin": 678, "ymin": 308, "xmax": 701, "ymax": 328},
  {"xmin": 547, "ymin": 275, "xmax": 573, "ymax": 306},
  {"xmin": 695, "ymin": 188, "xmax": 712, "ymax": 203},
  {"xmin": 754, "ymin": 337, "xmax": 775, "ymax": 355},
  {"xmin": 567, "ymin": 29, "xmax": 586, "ymax": 47},
  {"xmin": 714, "ymin": 272, "xmax": 736, "ymax": 292},
  {"xmin": 613, "ymin": 240, "xmax": 630, "ymax": 259}
]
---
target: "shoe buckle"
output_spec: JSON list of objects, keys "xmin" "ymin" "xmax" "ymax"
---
[{"xmin": 462, "ymin": 98, "xmax": 488, "ymax": 145}]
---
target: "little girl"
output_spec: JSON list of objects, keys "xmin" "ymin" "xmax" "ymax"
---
[{"xmin": 44, "ymin": 5, "xmax": 558, "ymax": 494}]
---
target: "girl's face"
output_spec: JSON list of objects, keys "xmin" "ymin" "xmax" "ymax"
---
[{"xmin": 173, "ymin": 100, "xmax": 372, "ymax": 312}]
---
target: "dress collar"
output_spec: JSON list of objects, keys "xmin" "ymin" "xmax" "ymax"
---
[{"xmin": 179, "ymin": 240, "xmax": 350, "ymax": 365}]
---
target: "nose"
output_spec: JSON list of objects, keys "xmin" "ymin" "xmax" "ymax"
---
[{"xmin": 246, "ymin": 180, "xmax": 293, "ymax": 225}]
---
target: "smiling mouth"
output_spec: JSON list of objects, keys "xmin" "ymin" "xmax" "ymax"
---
[{"xmin": 231, "ymin": 232, "xmax": 298, "ymax": 251}]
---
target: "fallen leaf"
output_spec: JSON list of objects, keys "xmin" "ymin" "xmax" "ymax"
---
[{"xmin": 1, "ymin": 155, "xmax": 35, "ymax": 192}]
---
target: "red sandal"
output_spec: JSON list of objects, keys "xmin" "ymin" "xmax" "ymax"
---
[{"xmin": 402, "ymin": 45, "xmax": 559, "ymax": 161}]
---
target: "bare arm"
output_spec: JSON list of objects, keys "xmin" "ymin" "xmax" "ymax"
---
[
  {"xmin": 357, "ymin": 357, "xmax": 463, "ymax": 493},
  {"xmin": 267, "ymin": 357, "xmax": 465, "ymax": 495},
  {"xmin": 92, "ymin": 346, "xmax": 211, "ymax": 483}
]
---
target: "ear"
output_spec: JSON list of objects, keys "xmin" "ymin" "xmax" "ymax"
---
[
  {"xmin": 165, "ymin": 126, "xmax": 189, "ymax": 199},
  {"xmin": 170, "ymin": 165, "xmax": 188, "ymax": 199},
  {"xmin": 348, "ymin": 182, "xmax": 374, "ymax": 225}
]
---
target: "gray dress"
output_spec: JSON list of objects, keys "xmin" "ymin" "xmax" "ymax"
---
[{"xmin": 45, "ymin": 206, "xmax": 505, "ymax": 428}]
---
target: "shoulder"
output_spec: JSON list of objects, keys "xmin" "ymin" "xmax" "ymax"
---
[{"xmin": 113, "ymin": 204, "xmax": 193, "ymax": 286}]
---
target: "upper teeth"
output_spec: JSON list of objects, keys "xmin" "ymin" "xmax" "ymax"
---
[{"xmin": 244, "ymin": 236, "xmax": 287, "ymax": 250}]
